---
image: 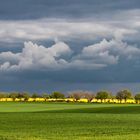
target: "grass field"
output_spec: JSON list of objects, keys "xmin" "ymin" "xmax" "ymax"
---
[{"xmin": 0, "ymin": 102, "xmax": 140, "ymax": 140}]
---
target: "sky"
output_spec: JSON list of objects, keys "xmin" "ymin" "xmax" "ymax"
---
[{"xmin": 1, "ymin": 0, "xmax": 140, "ymax": 93}]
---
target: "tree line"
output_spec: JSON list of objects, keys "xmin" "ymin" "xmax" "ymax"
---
[{"xmin": 0, "ymin": 89, "xmax": 140, "ymax": 103}]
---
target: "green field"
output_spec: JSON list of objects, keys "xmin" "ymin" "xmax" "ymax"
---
[{"xmin": 0, "ymin": 102, "xmax": 140, "ymax": 140}]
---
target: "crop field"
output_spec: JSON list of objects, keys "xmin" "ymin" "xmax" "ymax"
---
[{"xmin": 0, "ymin": 102, "xmax": 140, "ymax": 140}]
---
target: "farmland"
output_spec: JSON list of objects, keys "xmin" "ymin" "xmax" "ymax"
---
[{"xmin": 0, "ymin": 102, "xmax": 140, "ymax": 140}]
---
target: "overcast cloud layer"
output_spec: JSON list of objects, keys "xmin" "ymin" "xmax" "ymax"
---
[{"xmin": 1, "ymin": 0, "xmax": 140, "ymax": 92}]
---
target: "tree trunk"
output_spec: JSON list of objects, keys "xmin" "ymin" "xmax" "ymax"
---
[{"xmin": 101, "ymin": 99, "xmax": 103, "ymax": 103}]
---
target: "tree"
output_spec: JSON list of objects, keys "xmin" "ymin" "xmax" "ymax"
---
[
  {"xmin": 31, "ymin": 93, "xmax": 41, "ymax": 101},
  {"xmin": 83, "ymin": 91, "xmax": 95, "ymax": 102},
  {"xmin": 17, "ymin": 92, "xmax": 29, "ymax": 101},
  {"xmin": 23, "ymin": 93, "xmax": 30, "ymax": 101},
  {"xmin": 0, "ymin": 92, "xmax": 7, "ymax": 99},
  {"xmin": 96, "ymin": 90, "xmax": 109, "ymax": 103},
  {"xmin": 9, "ymin": 92, "xmax": 18, "ymax": 101},
  {"xmin": 42, "ymin": 93, "xmax": 50, "ymax": 101},
  {"xmin": 116, "ymin": 89, "xmax": 132, "ymax": 103},
  {"xmin": 116, "ymin": 91, "xmax": 124, "ymax": 103},
  {"xmin": 123, "ymin": 90, "xmax": 132, "ymax": 102},
  {"xmin": 50, "ymin": 92, "xmax": 64, "ymax": 99},
  {"xmin": 17, "ymin": 92, "xmax": 30, "ymax": 101},
  {"xmin": 134, "ymin": 93, "xmax": 140, "ymax": 104},
  {"xmin": 69, "ymin": 90, "xmax": 83, "ymax": 102},
  {"xmin": 31, "ymin": 93, "xmax": 41, "ymax": 98}
]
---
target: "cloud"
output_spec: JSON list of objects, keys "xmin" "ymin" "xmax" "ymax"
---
[
  {"xmin": 81, "ymin": 39, "xmax": 140, "ymax": 59},
  {"xmin": 0, "ymin": 15, "xmax": 138, "ymax": 44},
  {"xmin": 0, "ymin": 19, "xmax": 110, "ymax": 42},
  {"xmin": 0, "ymin": 38, "xmax": 140, "ymax": 71},
  {"xmin": 62, "ymin": 38, "xmax": 140, "ymax": 70},
  {"xmin": 0, "ymin": 51, "xmax": 19, "ymax": 64},
  {"xmin": 0, "ymin": 41, "xmax": 72, "ymax": 71}
]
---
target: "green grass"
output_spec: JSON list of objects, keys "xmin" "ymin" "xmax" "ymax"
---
[{"xmin": 0, "ymin": 102, "xmax": 140, "ymax": 140}]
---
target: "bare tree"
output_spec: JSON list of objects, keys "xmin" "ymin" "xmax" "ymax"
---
[
  {"xmin": 68, "ymin": 90, "xmax": 83, "ymax": 102},
  {"xmin": 83, "ymin": 91, "xmax": 95, "ymax": 102},
  {"xmin": 42, "ymin": 93, "xmax": 50, "ymax": 101},
  {"xmin": 68, "ymin": 90, "xmax": 95, "ymax": 102}
]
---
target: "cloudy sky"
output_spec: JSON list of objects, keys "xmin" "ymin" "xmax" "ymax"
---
[{"xmin": 1, "ymin": 0, "xmax": 140, "ymax": 93}]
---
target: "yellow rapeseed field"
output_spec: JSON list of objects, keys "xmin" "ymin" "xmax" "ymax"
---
[{"xmin": 0, "ymin": 98, "xmax": 136, "ymax": 103}]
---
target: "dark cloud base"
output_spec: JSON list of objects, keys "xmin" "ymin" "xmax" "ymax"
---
[{"xmin": 1, "ymin": 0, "xmax": 140, "ymax": 20}]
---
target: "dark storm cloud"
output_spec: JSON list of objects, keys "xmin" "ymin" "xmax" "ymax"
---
[{"xmin": 0, "ymin": 0, "xmax": 140, "ymax": 20}]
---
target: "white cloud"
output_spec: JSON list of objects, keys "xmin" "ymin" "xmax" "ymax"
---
[
  {"xmin": 69, "ymin": 38, "xmax": 140, "ymax": 69},
  {"xmin": 82, "ymin": 38, "xmax": 140, "ymax": 59},
  {"xmin": 0, "ymin": 62, "xmax": 11, "ymax": 71},
  {"xmin": 0, "ymin": 41, "xmax": 72, "ymax": 71},
  {"xmin": 0, "ymin": 38, "xmax": 140, "ymax": 71}
]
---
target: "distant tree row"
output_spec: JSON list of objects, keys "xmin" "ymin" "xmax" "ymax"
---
[
  {"xmin": 68, "ymin": 89, "xmax": 140, "ymax": 103},
  {"xmin": 0, "ymin": 89, "xmax": 140, "ymax": 103},
  {"xmin": 0, "ymin": 91, "xmax": 65, "ymax": 101}
]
